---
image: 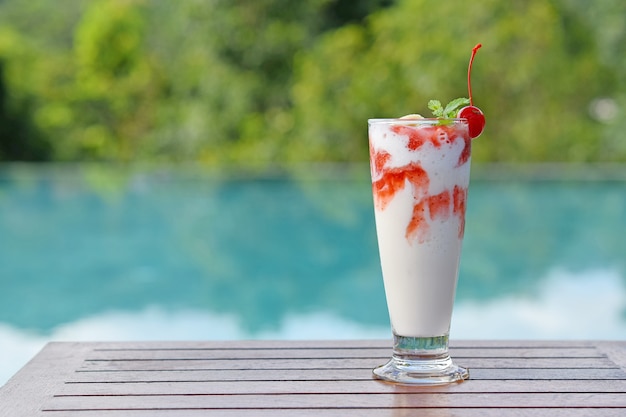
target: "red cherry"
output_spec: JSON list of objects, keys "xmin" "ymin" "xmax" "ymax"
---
[
  {"xmin": 458, "ymin": 105, "xmax": 485, "ymax": 138},
  {"xmin": 457, "ymin": 43, "xmax": 485, "ymax": 138}
]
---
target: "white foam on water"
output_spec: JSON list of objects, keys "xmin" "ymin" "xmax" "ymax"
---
[
  {"xmin": 451, "ymin": 267, "xmax": 626, "ymax": 339},
  {"xmin": 1, "ymin": 267, "xmax": 624, "ymax": 386},
  {"xmin": 0, "ymin": 308, "xmax": 390, "ymax": 387}
]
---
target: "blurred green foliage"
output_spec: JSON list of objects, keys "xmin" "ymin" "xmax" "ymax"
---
[{"xmin": 0, "ymin": 0, "xmax": 624, "ymax": 164}]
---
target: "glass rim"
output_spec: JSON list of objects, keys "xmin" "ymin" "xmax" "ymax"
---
[{"xmin": 368, "ymin": 118, "xmax": 467, "ymax": 125}]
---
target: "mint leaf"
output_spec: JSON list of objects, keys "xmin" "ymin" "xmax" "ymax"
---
[
  {"xmin": 428, "ymin": 97, "xmax": 470, "ymax": 118},
  {"xmin": 443, "ymin": 98, "xmax": 470, "ymax": 118},
  {"xmin": 428, "ymin": 100, "xmax": 444, "ymax": 117}
]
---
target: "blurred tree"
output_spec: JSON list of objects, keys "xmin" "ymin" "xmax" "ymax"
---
[
  {"xmin": 0, "ymin": 0, "xmax": 399, "ymax": 164},
  {"xmin": 285, "ymin": 0, "xmax": 619, "ymax": 163},
  {"xmin": 0, "ymin": 25, "xmax": 51, "ymax": 161},
  {"xmin": 558, "ymin": 0, "xmax": 626, "ymax": 158},
  {"xmin": 0, "ymin": 0, "xmax": 86, "ymax": 161},
  {"xmin": 0, "ymin": 59, "xmax": 50, "ymax": 160},
  {"xmin": 0, "ymin": 0, "xmax": 622, "ymax": 164},
  {"xmin": 139, "ymin": 0, "xmax": 330, "ymax": 163},
  {"xmin": 68, "ymin": 0, "xmax": 160, "ymax": 160},
  {"xmin": 322, "ymin": 0, "xmax": 394, "ymax": 29}
]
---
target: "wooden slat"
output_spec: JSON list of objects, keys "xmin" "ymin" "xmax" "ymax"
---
[
  {"xmin": 84, "ymin": 339, "xmax": 598, "ymax": 349},
  {"xmin": 55, "ymin": 379, "xmax": 626, "ymax": 396},
  {"xmin": 43, "ymin": 392, "xmax": 626, "ymax": 410},
  {"xmin": 0, "ymin": 343, "xmax": 93, "ymax": 417},
  {"xmin": 596, "ymin": 341, "xmax": 626, "ymax": 371},
  {"xmin": 77, "ymin": 357, "xmax": 618, "ymax": 371},
  {"xmin": 1, "ymin": 340, "xmax": 625, "ymax": 417},
  {"xmin": 64, "ymin": 367, "xmax": 626, "ymax": 383},
  {"xmin": 83, "ymin": 347, "xmax": 604, "ymax": 360},
  {"xmin": 30, "ymin": 409, "xmax": 626, "ymax": 417}
]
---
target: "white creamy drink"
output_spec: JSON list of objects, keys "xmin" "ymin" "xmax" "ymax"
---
[
  {"xmin": 371, "ymin": 44, "xmax": 483, "ymax": 385},
  {"xmin": 369, "ymin": 118, "xmax": 471, "ymax": 337}
]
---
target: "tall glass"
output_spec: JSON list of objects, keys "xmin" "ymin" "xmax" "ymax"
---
[{"xmin": 369, "ymin": 118, "xmax": 471, "ymax": 385}]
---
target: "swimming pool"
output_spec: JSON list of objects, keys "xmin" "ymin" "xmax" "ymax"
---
[{"xmin": 1, "ymin": 163, "xmax": 625, "ymax": 385}]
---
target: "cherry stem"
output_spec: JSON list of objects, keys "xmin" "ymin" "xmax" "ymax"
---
[{"xmin": 467, "ymin": 43, "xmax": 482, "ymax": 106}]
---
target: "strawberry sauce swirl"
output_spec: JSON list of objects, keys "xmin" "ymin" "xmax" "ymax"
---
[{"xmin": 370, "ymin": 123, "xmax": 470, "ymax": 243}]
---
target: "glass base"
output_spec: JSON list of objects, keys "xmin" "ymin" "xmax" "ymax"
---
[{"xmin": 373, "ymin": 335, "xmax": 469, "ymax": 385}]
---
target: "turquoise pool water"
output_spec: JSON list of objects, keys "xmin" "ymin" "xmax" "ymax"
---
[{"xmin": 1, "ymin": 164, "xmax": 625, "ymax": 385}]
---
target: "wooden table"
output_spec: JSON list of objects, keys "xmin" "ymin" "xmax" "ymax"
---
[{"xmin": 1, "ymin": 340, "xmax": 625, "ymax": 416}]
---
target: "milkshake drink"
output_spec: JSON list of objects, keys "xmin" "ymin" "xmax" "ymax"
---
[
  {"xmin": 369, "ymin": 44, "xmax": 485, "ymax": 385},
  {"xmin": 369, "ymin": 119, "xmax": 470, "ymax": 338},
  {"xmin": 369, "ymin": 117, "xmax": 471, "ymax": 385}
]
